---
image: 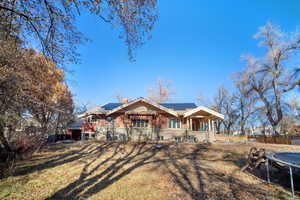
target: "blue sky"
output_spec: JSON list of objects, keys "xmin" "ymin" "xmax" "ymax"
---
[{"xmin": 66, "ymin": 0, "xmax": 300, "ymax": 107}]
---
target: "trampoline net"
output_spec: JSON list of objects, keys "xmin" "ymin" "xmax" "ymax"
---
[{"xmin": 273, "ymin": 152, "xmax": 300, "ymax": 167}]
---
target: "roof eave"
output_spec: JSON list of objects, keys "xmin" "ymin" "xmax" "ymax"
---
[{"xmin": 106, "ymin": 97, "xmax": 178, "ymax": 117}]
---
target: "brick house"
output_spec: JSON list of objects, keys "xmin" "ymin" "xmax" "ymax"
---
[{"xmin": 67, "ymin": 97, "xmax": 224, "ymax": 142}]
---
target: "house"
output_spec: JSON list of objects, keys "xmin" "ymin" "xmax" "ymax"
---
[{"xmin": 67, "ymin": 97, "xmax": 224, "ymax": 142}]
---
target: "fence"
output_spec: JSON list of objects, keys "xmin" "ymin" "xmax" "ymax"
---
[
  {"xmin": 248, "ymin": 135, "xmax": 300, "ymax": 145},
  {"xmin": 215, "ymin": 134, "xmax": 248, "ymax": 142},
  {"xmin": 215, "ymin": 134, "xmax": 300, "ymax": 145}
]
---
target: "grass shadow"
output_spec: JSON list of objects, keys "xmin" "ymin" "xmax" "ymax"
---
[
  {"xmin": 157, "ymin": 144, "xmax": 285, "ymax": 199},
  {"xmin": 45, "ymin": 142, "xmax": 161, "ymax": 200},
  {"xmin": 15, "ymin": 142, "xmax": 111, "ymax": 177}
]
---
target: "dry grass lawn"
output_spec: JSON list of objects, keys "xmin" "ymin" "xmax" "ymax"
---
[{"xmin": 1, "ymin": 141, "xmax": 300, "ymax": 200}]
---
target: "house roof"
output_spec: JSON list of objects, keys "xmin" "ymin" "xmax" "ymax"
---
[
  {"xmin": 67, "ymin": 119, "xmax": 84, "ymax": 130},
  {"xmin": 101, "ymin": 102, "xmax": 196, "ymax": 111},
  {"xmin": 87, "ymin": 106, "xmax": 106, "ymax": 113},
  {"xmin": 160, "ymin": 103, "xmax": 197, "ymax": 110},
  {"xmin": 79, "ymin": 97, "xmax": 224, "ymax": 120},
  {"xmin": 102, "ymin": 103, "xmax": 122, "ymax": 110},
  {"xmin": 106, "ymin": 97, "xmax": 178, "ymax": 117}
]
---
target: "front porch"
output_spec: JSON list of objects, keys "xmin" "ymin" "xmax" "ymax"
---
[{"xmin": 183, "ymin": 106, "xmax": 223, "ymax": 142}]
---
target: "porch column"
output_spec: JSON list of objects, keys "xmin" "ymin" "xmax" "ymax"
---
[
  {"xmin": 208, "ymin": 119, "xmax": 211, "ymax": 141},
  {"xmin": 190, "ymin": 118, "xmax": 192, "ymax": 131},
  {"xmin": 210, "ymin": 120, "xmax": 216, "ymax": 142}
]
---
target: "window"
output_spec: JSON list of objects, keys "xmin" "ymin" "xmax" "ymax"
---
[
  {"xmin": 87, "ymin": 115, "xmax": 97, "ymax": 123},
  {"xmin": 132, "ymin": 119, "xmax": 149, "ymax": 128},
  {"xmin": 169, "ymin": 119, "xmax": 181, "ymax": 128}
]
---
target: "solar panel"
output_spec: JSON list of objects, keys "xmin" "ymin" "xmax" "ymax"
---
[
  {"xmin": 67, "ymin": 119, "xmax": 84, "ymax": 129},
  {"xmin": 101, "ymin": 102, "xmax": 196, "ymax": 111},
  {"xmin": 160, "ymin": 103, "xmax": 197, "ymax": 110},
  {"xmin": 102, "ymin": 103, "xmax": 122, "ymax": 110}
]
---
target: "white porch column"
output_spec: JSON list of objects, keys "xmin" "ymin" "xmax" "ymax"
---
[
  {"xmin": 208, "ymin": 119, "xmax": 211, "ymax": 142},
  {"xmin": 189, "ymin": 118, "xmax": 192, "ymax": 130},
  {"xmin": 186, "ymin": 118, "xmax": 188, "ymax": 129}
]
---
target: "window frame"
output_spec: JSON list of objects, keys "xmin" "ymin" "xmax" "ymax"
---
[
  {"xmin": 132, "ymin": 119, "xmax": 149, "ymax": 128},
  {"xmin": 169, "ymin": 118, "xmax": 181, "ymax": 129}
]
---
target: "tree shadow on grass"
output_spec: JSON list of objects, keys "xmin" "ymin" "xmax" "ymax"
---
[
  {"xmin": 158, "ymin": 144, "xmax": 282, "ymax": 200},
  {"xmin": 15, "ymin": 142, "xmax": 113, "ymax": 177},
  {"xmin": 45, "ymin": 142, "xmax": 162, "ymax": 200},
  {"xmin": 33, "ymin": 142, "xmax": 293, "ymax": 200},
  {"xmin": 211, "ymin": 146, "xmax": 300, "ymax": 198}
]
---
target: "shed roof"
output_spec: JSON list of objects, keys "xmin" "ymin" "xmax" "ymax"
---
[{"xmin": 67, "ymin": 119, "xmax": 84, "ymax": 130}]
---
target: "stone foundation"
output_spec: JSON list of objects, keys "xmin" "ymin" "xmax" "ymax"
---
[{"xmin": 95, "ymin": 128, "xmax": 215, "ymax": 142}]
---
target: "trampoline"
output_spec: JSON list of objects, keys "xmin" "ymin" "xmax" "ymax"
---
[{"xmin": 266, "ymin": 152, "xmax": 300, "ymax": 198}]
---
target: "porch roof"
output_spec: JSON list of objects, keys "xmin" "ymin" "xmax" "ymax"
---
[{"xmin": 183, "ymin": 106, "xmax": 224, "ymax": 120}]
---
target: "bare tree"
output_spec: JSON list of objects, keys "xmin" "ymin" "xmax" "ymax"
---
[
  {"xmin": 239, "ymin": 22, "xmax": 300, "ymax": 135},
  {"xmin": 197, "ymin": 92, "xmax": 212, "ymax": 107},
  {"xmin": 217, "ymin": 87, "xmax": 238, "ymax": 134},
  {"xmin": 289, "ymin": 97, "xmax": 300, "ymax": 119},
  {"xmin": 0, "ymin": 0, "xmax": 158, "ymax": 64},
  {"xmin": 116, "ymin": 93, "xmax": 130, "ymax": 104},
  {"xmin": 201, "ymin": 87, "xmax": 238, "ymax": 134},
  {"xmin": 211, "ymin": 87, "xmax": 227, "ymax": 134},
  {"xmin": 148, "ymin": 78, "xmax": 176, "ymax": 103},
  {"xmin": 198, "ymin": 87, "xmax": 228, "ymax": 134},
  {"xmin": 233, "ymin": 79, "xmax": 256, "ymax": 135}
]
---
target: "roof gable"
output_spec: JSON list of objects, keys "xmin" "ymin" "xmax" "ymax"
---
[
  {"xmin": 106, "ymin": 98, "xmax": 178, "ymax": 117},
  {"xmin": 183, "ymin": 106, "xmax": 224, "ymax": 119}
]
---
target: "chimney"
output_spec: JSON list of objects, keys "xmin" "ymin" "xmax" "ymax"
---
[{"xmin": 121, "ymin": 98, "xmax": 129, "ymax": 104}]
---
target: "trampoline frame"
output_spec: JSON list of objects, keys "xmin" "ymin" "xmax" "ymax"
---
[{"xmin": 266, "ymin": 153, "xmax": 300, "ymax": 199}]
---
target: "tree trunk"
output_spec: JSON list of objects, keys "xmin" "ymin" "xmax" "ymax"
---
[
  {"xmin": 240, "ymin": 120, "xmax": 245, "ymax": 135},
  {"xmin": 272, "ymin": 123, "xmax": 281, "ymax": 135},
  {"xmin": 225, "ymin": 125, "xmax": 231, "ymax": 135},
  {"xmin": 0, "ymin": 125, "xmax": 12, "ymax": 152},
  {"xmin": 215, "ymin": 120, "xmax": 221, "ymax": 134},
  {"xmin": 55, "ymin": 113, "xmax": 61, "ymax": 135}
]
